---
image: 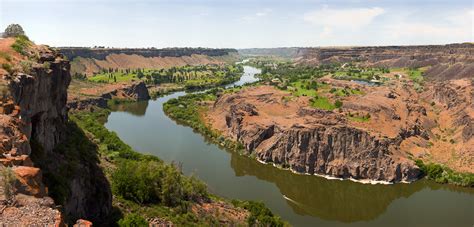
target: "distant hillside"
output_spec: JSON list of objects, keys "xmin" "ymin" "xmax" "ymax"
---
[
  {"xmin": 295, "ymin": 43, "xmax": 474, "ymax": 80},
  {"xmin": 58, "ymin": 47, "xmax": 240, "ymax": 76},
  {"xmin": 238, "ymin": 48, "xmax": 298, "ymax": 59}
]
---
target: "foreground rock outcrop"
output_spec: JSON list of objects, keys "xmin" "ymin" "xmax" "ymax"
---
[{"xmin": 0, "ymin": 38, "xmax": 111, "ymax": 224}]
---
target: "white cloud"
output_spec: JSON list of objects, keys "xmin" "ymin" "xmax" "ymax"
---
[
  {"xmin": 241, "ymin": 8, "xmax": 272, "ymax": 22},
  {"xmin": 256, "ymin": 8, "xmax": 272, "ymax": 17},
  {"xmin": 304, "ymin": 6, "xmax": 385, "ymax": 29},
  {"xmin": 381, "ymin": 9, "xmax": 473, "ymax": 44},
  {"xmin": 303, "ymin": 6, "xmax": 384, "ymax": 40}
]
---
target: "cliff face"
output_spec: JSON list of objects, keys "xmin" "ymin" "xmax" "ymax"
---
[
  {"xmin": 206, "ymin": 84, "xmax": 439, "ymax": 182},
  {"xmin": 0, "ymin": 40, "xmax": 111, "ymax": 224},
  {"xmin": 8, "ymin": 58, "xmax": 70, "ymax": 153},
  {"xmin": 59, "ymin": 47, "xmax": 240, "ymax": 76},
  {"xmin": 295, "ymin": 43, "xmax": 474, "ymax": 80},
  {"xmin": 60, "ymin": 47, "xmax": 238, "ymax": 61}
]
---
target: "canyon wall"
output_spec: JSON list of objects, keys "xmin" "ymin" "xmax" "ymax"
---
[
  {"xmin": 295, "ymin": 43, "xmax": 474, "ymax": 80},
  {"xmin": 58, "ymin": 47, "xmax": 240, "ymax": 76},
  {"xmin": 0, "ymin": 41, "xmax": 111, "ymax": 224}
]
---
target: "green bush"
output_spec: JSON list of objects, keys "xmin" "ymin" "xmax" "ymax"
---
[
  {"xmin": 232, "ymin": 200, "xmax": 287, "ymax": 226},
  {"xmin": 415, "ymin": 160, "xmax": 474, "ymax": 187},
  {"xmin": 112, "ymin": 159, "xmax": 208, "ymax": 206},
  {"xmin": 11, "ymin": 35, "xmax": 31, "ymax": 55},
  {"xmin": 118, "ymin": 213, "xmax": 148, "ymax": 227}
]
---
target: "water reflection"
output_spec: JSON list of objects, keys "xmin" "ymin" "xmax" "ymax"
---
[{"xmin": 109, "ymin": 101, "xmax": 149, "ymax": 116}]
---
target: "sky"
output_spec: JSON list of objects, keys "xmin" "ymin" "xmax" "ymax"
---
[{"xmin": 0, "ymin": 0, "xmax": 472, "ymax": 48}]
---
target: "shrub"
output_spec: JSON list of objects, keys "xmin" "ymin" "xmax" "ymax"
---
[
  {"xmin": 112, "ymin": 159, "xmax": 208, "ymax": 206},
  {"xmin": 11, "ymin": 35, "xmax": 31, "ymax": 55},
  {"xmin": 1, "ymin": 63, "xmax": 13, "ymax": 74},
  {"xmin": 231, "ymin": 200, "xmax": 287, "ymax": 226},
  {"xmin": 118, "ymin": 213, "xmax": 148, "ymax": 227},
  {"xmin": 1, "ymin": 166, "xmax": 16, "ymax": 202},
  {"xmin": 335, "ymin": 100, "xmax": 343, "ymax": 108},
  {"xmin": 415, "ymin": 160, "xmax": 474, "ymax": 187}
]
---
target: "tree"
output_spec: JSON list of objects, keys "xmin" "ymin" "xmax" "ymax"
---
[
  {"xmin": 335, "ymin": 100, "xmax": 343, "ymax": 108},
  {"xmin": 3, "ymin": 24, "xmax": 26, "ymax": 38},
  {"xmin": 137, "ymin": 70, "xmax": 145, "ymax": 79},
  {"xmin": 118, "ymin": 213, "xmax": 148, "ymax": 227}
]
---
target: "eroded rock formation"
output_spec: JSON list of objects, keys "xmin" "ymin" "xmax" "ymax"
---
[
  {"xmin": 206, "ymin": 80, "xmax": 474, "ymax": 182},
  {"xmin": 0, "ymin": 39, "xmax": 111, "ymax": 224}
]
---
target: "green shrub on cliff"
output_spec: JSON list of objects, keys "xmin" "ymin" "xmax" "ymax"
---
[
  {"xmin": 11, "ymin": 35, "xmax": 31, "ymax": 55},
  {"xmin": 232, "ymin": 200, "xmax": 287, "ymax": 226},
  {"xmin": 415, "ymin": 160, "xmax": 474, "ymax": 187}
]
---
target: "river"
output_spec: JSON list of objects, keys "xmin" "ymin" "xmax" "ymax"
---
[{"xmin": 105, "ymin": 65, "xmax": 473, "ymax": 227}]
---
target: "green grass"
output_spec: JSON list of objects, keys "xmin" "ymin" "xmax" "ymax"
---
[
  {"xmin": 310, "ymin": 96, "xmax": 335, "ymax": 111},
  {"xmin": 348, "ymin": 116, "xmax": 370, "ymax": 122},
  {"xmin": 408, "ymin": 68, "xmax": 424, "ymax": 83},
  {"xmin": 290, "ymin": 81, "xmax": 318, "ymax": 97},
  {"xmin": 88, "ymin": 72, "xmax": 140, "ymax": 83},
  {"xmin": 11, "ymin": 35, "xmax": 31, "ymax": 55}
]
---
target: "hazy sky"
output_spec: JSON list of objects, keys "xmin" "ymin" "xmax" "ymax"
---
[{"xmin": 0, "ymin": 0, "xmax": 472, "ymax": 48}]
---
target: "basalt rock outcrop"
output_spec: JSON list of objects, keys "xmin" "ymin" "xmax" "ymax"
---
[
  {"xmin": 295, "ymin": 43, "xmax": 474, "ymax": 80},
  {"xmin": 0, "ymin": 39, "xmax": 111, "ymax": 224},
  {"xmin": 206, "ymin": 85, "xmax": 432, "ymax": 182}
]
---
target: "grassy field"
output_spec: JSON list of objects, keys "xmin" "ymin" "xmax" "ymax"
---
[
  {"xmin": 310, "ymin": 96, "xmax": 336, "ymax": 110},
  {"xmin": 88, "ymin": 71, "xmax": 140, "ymax": 83}
]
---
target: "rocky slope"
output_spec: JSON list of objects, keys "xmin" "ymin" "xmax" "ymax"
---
[
  {"xmin": 295, "ymin": 43, "xmax": 474, "ymax": 80},
  {"xmin": 0, "ymin": 38, "xmax": 111, "ymax": 224},
  {"xmin": 59, "ymin": 47, "xmax": 240, "ymax": 76},
  {"xmin": 206, "ymin": 78, "xmax": 473, "ymax": 182},
  {"xmin": 67, "ymin": 80, "xmax": 150, "ymax": 110}
]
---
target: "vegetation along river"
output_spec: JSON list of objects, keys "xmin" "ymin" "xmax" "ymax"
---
[{"xmin": 105, "ymin": 65, "xmax": 474, "ymax": 227}]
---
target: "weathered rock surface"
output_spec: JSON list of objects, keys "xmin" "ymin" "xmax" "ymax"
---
[
  {"xmin": 0, "ymin": 39, "xmax": 111, "ymax": 224},
  {"xmin": 207, "ymin": 77, "xmax": 474, "ymax": 181},
  {"xmin": 295, "ymin": 43, "xmax": 474, "ymax": 80},
  {"xmin": 68, "ymin": 81, "xmax": 150, "ymax": 110},
  {"xmin": 208, "ymin": 86, "xmax": 421, "ymax": 182}
]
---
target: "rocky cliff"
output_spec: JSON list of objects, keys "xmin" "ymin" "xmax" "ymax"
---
[
  {"xmin": 0, "ymin": 38, "xmax": 111, "ymax": 224},
  {"xmin": 295, "ymin": 43, "xmax": 474, "ymax": 80},
  {"xmin": 68, "ymin": 81, "xmax": 150, "ymax": 110},
  {"xmin": 58, "ymin": 47, "xmax": 240, "ymax": 76},
  {"xmin": 207, "ymin": 85, "xmax": 436, "ymax": 182}
]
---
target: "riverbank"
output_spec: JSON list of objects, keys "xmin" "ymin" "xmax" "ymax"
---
[
  {"xmin": 68, "ymin": 107, "xmax": 287, "ymax": 226},
  {"xmin": 162, "ymin": 86, "xmax": 473, "ymax": 187}
]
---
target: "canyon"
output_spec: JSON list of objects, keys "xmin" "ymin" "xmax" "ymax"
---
[{"xmin": 0, "ymin": 33, "xmax": 472, "ymax": 226}]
